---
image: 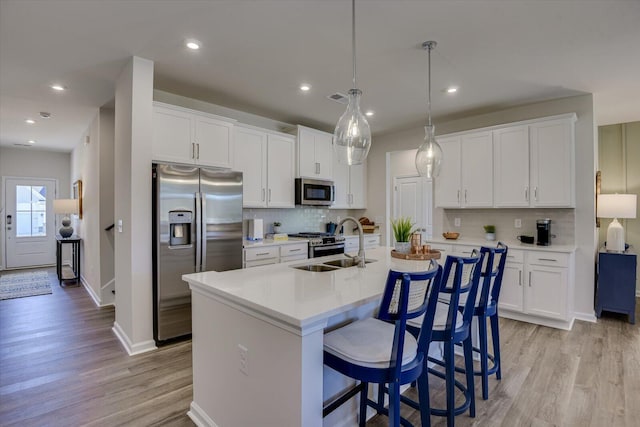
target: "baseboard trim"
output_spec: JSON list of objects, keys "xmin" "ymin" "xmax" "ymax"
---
[
  {"xmin": 573, "ymin": 311, "xmax": 597, "ymax": 323},
  {"xmin": 499, "ymin": 310, "xmax": 574, "ymax": 330},
  {"xmin": 81, "ymin": 275, "xmax": 102, "ymax": 307},
  {"xmin": 188, "ymin": 401, "xmax": 219, "ymax": 427},
  {"xmin": 112, "ymin": 321, "xmax": 156, "ymax": 356}
]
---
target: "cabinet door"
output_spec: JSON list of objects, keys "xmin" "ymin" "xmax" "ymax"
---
[
  {"xmin": 331, "ymin": 152, "xmax": 350, "ymax": 208},
  {"xmin": 434, "ymin": 136, "xmax": 462, "ymax": 208},
  {"xmin": 152, "ymin": 106, "xmax": 194, "ymax": 164},
  {"xmin": 499, "ymin": 262, "xmax": 524, "ymax": 312},
  {"xmin": 461, "ymin": 131, "xmax": 493, "ymax": 207},
  {"xmin": 349, "ymin": 162, "xmax": 367, "ymax": 208},
  {"xmin": 297, "ymin": 126, "xmax": 333, "ymax": 180},
  {"xmin": 194, "ymin": 115, "xmax": 234, "ymax": 168},
  {"xmin": 314, "ymin": 130, "xmax": 334, "ymax": 180},
  {"xmin": 525, "ymin": 265, "xmax": 568, "ymax": 320},
  {"xmin": 267, "ymin": 134, "xmax": 295, "ymax": 208},
  {"xmin": 493, "ymin": 125, "xmax": 530, "ymax": 207},
  {"xmin": 530, "ymin": 118, "xmax": 574, "ymax": 207},
  {"xmin": 233, "ymin": 127, "xmax": 267, "ymax": 208}
]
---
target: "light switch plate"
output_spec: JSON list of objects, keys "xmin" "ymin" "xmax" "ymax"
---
[
  {"xmin": 454, "ymin": 218, "xmax": 461, "ymax": 227},
  {"xmin": 515, "ymin": 219, "xmax": 522, "ymax": 229}
]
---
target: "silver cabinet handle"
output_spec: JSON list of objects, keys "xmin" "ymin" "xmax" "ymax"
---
[
  {"xmin": 457, "ymin": 190, "xmax": 460, "ymax": 203},
  {"xmin": 315, "ymin": 162, "xmax": 320, "ymax": 174},
  {"xmin": 465, "ymin": 190, "xmax": 468, "ymax": 203},
  {"xmin": 518, "ymin": 270, "xmax": 522, "ymax": 286},
  {"xmin": 268, "ymin": 188, "xmax": 272, "ymax": 202},
  {"xmin": 534, "ymin": 187, "xmax": 538, "ymax": 201},
  {"xmin": 289, "ymin": 248, "xmax": 301, "ymax": 252},
  {"xmin": 262, "ymin": 188, "xmax": 265, "ymax": 201},
  {"xmin": 196, "ymin": 143, "xmax": 200, "ymax": 160},
  {"xmin": 192, "ymin": 143, "xmax": 196, "ymax": 159},
  {"xmin": 528, "ymin": 271, "xmax": 532, "ymax": 287},
  {"xmin": 525, "ymin": 187, "xmax": 529, "ymax": 201},
  {"xmin": 538, "ymin": 258, "xmax": 557, "ymax": 262},
  {"xmin": 256, "ymin": 252, "xmax": 270, "ymax": 256}
]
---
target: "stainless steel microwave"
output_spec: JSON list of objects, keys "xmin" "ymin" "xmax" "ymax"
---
[{"xmin": 295, "ymin": 178, "xmax": 335, "ymax": 206}]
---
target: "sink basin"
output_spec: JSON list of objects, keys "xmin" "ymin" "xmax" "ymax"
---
[
  {"xmin": 292, "ymin": 264, "xmax": 341, "ymax": 272},
  {"xmin": 322, "ymin": 258, "xmax": 377, "ymax": 268}
]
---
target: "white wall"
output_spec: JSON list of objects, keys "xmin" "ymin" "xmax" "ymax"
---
[
  {"xmin": 113, "ymin": 56, "xmax": 155, "ymax": 355},
  {"xmin": 366, "ymin": 94, "xmax": 597, "ymax": 320},
  {"xmin": 70, "ymin": 107, "xmax": 115, "ymax": 305},
  {"xmin": 0, "ymin": 147, "xmax": 71, "ymax": 269}
]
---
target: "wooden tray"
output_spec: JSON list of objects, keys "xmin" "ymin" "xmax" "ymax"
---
[{"xmin": 390, "ymin": 249, "xmax": 441, "ymax": 260}]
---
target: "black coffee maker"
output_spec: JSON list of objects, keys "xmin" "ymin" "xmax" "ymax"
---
[{"xmin": 536, "ymin": 219, "xmax": 552, "ymax": 246}]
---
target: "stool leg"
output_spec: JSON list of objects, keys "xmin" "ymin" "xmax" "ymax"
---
[
  {"xmin": 463, "ymin": 336, "xmax": 476, "ymax": 417},
  {"xmin": 417, "ymin": 369, "xmax": 431, "ymax": 427},
  {"xmin": 490, "ymin": 314, "xmax": 502, "ymax": 380},
  {"xmin": 359, "ymin": 382, "xmax": 368, "ymax": 427},
  {"xmin": 479, "ymin": 315, "xmax": 489, "ymax": 400},
  {"xmin": 444, "ymin": 341, "xmax": 455, "ymax": 427},
  {"xmin": 389, "ymin": 380, "xmax": 401, "ymax": 427},
  {"xmin": 377, "ymin": 383, "xmax": 385, "ymax": 414}
]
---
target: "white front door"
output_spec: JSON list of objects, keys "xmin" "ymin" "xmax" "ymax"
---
[
  {"xmin": 393, "ymin": 176, "xmax": 433, "ymax": 243},
  {"xmin": 4, "ymin": 177, "xmax": 57, "ymax": 268}
]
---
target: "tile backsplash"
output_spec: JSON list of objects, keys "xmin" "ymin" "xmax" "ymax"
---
[
  {"xmin": 442, "ymin": 208, "xmax": 575, "ymax": 245},
  {"xmin": 243, "ymin": 207, "xmax": 366, "ymax": 236}
]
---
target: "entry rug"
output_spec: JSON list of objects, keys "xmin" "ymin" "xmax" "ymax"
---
[{"xmin": 0, "ymin": 271, "xmax": 52, "ymax": 300}]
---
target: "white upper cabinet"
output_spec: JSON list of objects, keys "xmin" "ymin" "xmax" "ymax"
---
[
  {"xmin": 438, "ymin": 114, "xmax": 575, "ymax": 209},
  {"xmin": 152, "ymin": 102, "xmax": 235, "ymax": 168},
  {"xmin": 435, "ymin": 132, "xmax": 493, "ymax": 208},
  {"xmin": 233, "ymin": 125, "xmax": 294, "ymax": 208},
  {"xmin": 529, "ymin": 118, "xmax": 575, "ymax": 207},
  {"xmin": 297, "ymin": 125, "xmax": 333, "ymax": 180},
  {"xmin": 332, "ymin": 155, "xmax": 366, "ymax": 209},
  {"xmin": 493, "ymin": 125, "xmax": 530, "ymax": 207}
]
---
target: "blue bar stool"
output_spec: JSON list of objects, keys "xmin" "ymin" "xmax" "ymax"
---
[
  {"xmin": 323, "ymin": 260, "xmax": 443, "ymax": 427},
  {"xmin": 405, "ymin": 250, "xmax": 484, "ymax": 427},
  {"xmin": 464, "ymin": 243, "xmax": 508, "ymax": 400}
]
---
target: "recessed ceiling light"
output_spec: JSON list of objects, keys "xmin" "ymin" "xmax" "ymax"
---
[
  {"xmin": 50, "ymin": 84, "xmax": 66, "ymax": 91},
  {"xmin": 28, "ymin": 140, "xmax": 35, "ymax": 144},
  {"xmin": 25, "ymin": 119, "xmax": 35, "ymax": 124},
  {"xmin": 300, "ymin": 84, "xmax": 311, "ymax": 92},
  {"xmin": 365, "ymin": 110, "xmax": 374, "ymax": 117},
  {"xmin": 446, "ymin": 87, "xmax": 458, "ymax": 94},
  {"xmin": 186, "ymin": 39, "xmax": 201, "ymax": 50}
]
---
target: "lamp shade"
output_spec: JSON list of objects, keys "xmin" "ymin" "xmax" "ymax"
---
[
  {"xmin": 597, "ymin": 194, "xmax": 637, "ymax": 219},
  {"xmin": 53, "ymin": 199, "xmax": 78, "ymax": 215}
]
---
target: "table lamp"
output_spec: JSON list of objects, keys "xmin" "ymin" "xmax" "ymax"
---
[
  {"xmin": 597, "ymin": 193, "xmax": 637, "ymax": 252},
  {"xmin": 53, "ymin": 199, "xmax": 79, "ymax": 238}
]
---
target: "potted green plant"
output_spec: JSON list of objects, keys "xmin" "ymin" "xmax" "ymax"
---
[
  {"xmin": 273, "ymin": 221, "xmax": 282, "ymax": 233},
  {"xmin": 391, "ymin": 217, "xmax": 416, "ymax": 254},
  {"xmin": 484, "ymin": 225, "xmax": 496, "ymax": 241}
]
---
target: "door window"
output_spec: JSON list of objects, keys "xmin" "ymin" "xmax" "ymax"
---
[{"xmin": 16, "ymin": 185, "xmax": 47, "ymax": 237}]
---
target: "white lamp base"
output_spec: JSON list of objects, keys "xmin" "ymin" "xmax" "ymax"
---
[{"xmin": 605, "ymin": 218, "xmax": 625, "ymax": 252}]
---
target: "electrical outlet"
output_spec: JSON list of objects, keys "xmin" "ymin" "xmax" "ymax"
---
[
  {"xmin": 238, "ymin": 344, "xmax": 249, "ymax": 376},
  {"xmin": 454, "ymin": 218, "xmax": 461, "ymax": 227},
  {"xmin": 514, "ymin": 219, "xmax": 522, "ymax": 229}
]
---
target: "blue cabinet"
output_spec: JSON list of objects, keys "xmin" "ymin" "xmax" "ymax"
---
[{"xmin": 596, "ymin": 247, "xmax": 637, "ymax": 324}]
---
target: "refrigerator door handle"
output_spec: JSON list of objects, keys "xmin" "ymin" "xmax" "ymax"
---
[
  {"xmin": 200, "ymin": 193, "xmax": 207, "ymax": 272},
  {"xmin": 195, "ymin": 191, "xmax": 202, "ymax": 272}
]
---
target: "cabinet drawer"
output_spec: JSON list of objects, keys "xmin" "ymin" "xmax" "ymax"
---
[
  {"xmin": 451, "ymin": 245, "xmax": 478, "ymax": 256},
  {"xmin": 280, "ymin": 243, "xmax": 308, "ymax": 257},
  {"xmin": 364, "ymin": 235, "xmax": 380, "ymax": 249},
  {"xmin": 527, "ymin": 251, "xmax": 570, "ymax": 267},
  {"xmin": 244, "ymin": 258, "xmax": 278, "ymax": 269},
  {"xmin": 244, "ymin": 246, "xmax": 279, "ymax": 262},
  {"xmin": 505, "ymin": 249, "xmax": 524, "ymax": 264},
  {"xmin": 281, "ymin": 253, "xmax": 308, "ymax": 263}
]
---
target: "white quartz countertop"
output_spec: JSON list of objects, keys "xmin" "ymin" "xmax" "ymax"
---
[
  {"xmin": 184, "ymin": 246, "xmax": 435, "ymax": 332},
  {"xmin": 243, "ymin": 238, "xmax": 308, "ymax": 248},
  {"xmin": 426, "ymin": 237, "xmax": 576, "ymax": 253}
]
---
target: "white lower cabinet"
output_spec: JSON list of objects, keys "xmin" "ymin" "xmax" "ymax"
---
[
  {"xmin": 499, "ymin": 250, "xmax": 572, "ymax": 322},
  {"xmin": 243, "ymin": 242, "xmax": 308, "ymax": 268},
  {"xmin": 344, "ymin": 234, "xmax": 380, "ymax": 253}
]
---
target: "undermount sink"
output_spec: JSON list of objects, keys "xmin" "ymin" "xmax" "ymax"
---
[
  {"xmin": 293, "ymin": 264, "xmax": 341, "ymax": 272},
  {"xmin": 322, "ymin": 258, "xmax": 376, "ymax": 268},
  {"xmin": 292, "ymin": 258, "xmax": 377, "ymax": 272}
]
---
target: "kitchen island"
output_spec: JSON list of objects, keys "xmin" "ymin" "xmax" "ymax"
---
[{"xmin": 183, "ymin": 246, "xmax": 436, "ymax": 427}]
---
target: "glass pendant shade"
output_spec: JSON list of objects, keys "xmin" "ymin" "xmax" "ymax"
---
[
  {"xmin": 334, "ymin": 88, "xmax": 371, "ymax": 165},
  {"xmin": 415, "ymin": 124, "xmax": 443, "ymax": 178}
]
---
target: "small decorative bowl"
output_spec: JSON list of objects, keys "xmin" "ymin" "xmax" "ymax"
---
[{"xmin": 443, "ymin": 232, "xmax": 460, "ymax": 240}]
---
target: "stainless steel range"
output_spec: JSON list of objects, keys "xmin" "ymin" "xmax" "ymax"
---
[{"xmin": 288, "ymin": 232, "xmax": 345, "ymax": 258}]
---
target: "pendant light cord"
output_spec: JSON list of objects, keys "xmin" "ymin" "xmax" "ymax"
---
[
  {"xmin": 427, "ymin": 43, "xmax": 432, "ymax": 127},
  {"xmin": 352, "ymin": 0, "xmax": 357, "ymax": 89}
]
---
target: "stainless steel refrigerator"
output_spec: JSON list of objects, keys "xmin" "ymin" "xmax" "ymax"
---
[{"xmin": 152, "ymin": 163, "xmax": 243, "ymax": 344}]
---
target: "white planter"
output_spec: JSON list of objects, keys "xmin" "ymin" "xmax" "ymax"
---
[
  {"xmin": 273, "ymin": 226, "xmax": 282, "ymax": 234},
  {"xmin": 394, "ymin": 242, "xmax": 411, "ymax": 254},
  {"xmin": 485, "ymin": 233, "xmax": 496, "ymax": 241}
]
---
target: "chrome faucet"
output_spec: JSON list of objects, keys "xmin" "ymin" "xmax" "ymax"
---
[{"xmin": 334, "ymin": 216, "xmax": 366, "ymax": 268}]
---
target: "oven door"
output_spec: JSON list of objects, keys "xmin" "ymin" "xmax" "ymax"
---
[{"xmin": 309, "ymin": 243, "xmax": 345, "ymax": 258}]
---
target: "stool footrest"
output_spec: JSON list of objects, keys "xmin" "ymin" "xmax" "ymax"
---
[
  {"xmin": 426, "ymin": 361, "xmax": 473, "ymax": 416},
  {"xmin": 452, "ymin": 344, "xmax": 499, "ymax": 376}
]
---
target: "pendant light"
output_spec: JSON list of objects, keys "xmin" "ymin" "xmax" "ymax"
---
[
  {"xmin": 333, "ymin": 0, "xmax": 371, "ymax": 166},
  {"xmin": 415, "ymin": 41, "xmax": 443, "ymax": 178}
]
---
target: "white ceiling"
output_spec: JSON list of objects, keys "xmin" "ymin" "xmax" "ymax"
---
[{"xmin": 1, "ymin": 0, "xmax": 639, "ymax": 153}]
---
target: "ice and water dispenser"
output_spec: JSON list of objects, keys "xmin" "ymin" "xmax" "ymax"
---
[{"xmin": 169, "ymin": 210, "xmax": 192, "ymax": 247}]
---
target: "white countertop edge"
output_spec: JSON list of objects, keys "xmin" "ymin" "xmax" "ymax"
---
[
  {"xmin": 426, "ymin": 237, "xmax": 576, "ymax": 253},
  {"xmin": 243, "ymin": 238, "xmax": 309, "ymax": 248},
  {"xmin": 188, "ymin": 278, "xmax": 340, "ymax": 336}
]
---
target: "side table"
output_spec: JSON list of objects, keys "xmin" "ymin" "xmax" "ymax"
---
[
  {"xmin": 56, "ymin": 235, "xmax": 81, "ymax": 286},
  {"xmin": 596, "ymin": 246, "xmax": 637, "ymax": 324}
]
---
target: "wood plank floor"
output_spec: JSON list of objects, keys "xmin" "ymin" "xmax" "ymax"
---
[{"xmin": 1, "ymin": 267, "xmax": 639, "ymax": 426}]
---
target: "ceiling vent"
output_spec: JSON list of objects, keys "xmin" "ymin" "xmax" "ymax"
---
[{"xmin": 327, "ymin": 92, "xmax": 348, "ymax": 104}]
